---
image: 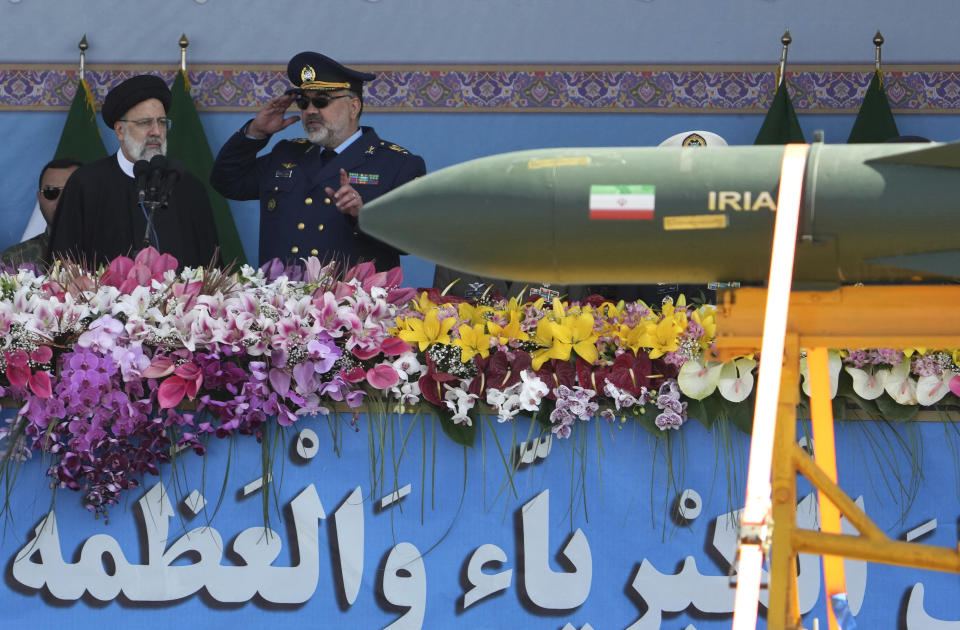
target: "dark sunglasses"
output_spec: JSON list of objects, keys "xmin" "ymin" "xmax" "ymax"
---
[
  {"xmin": 294, "ymin": 93, "xmax": 353, "ymax": 110},
  {"xmin": 40, "ymin": 186, "xmax": 64, "ymax": 201}
]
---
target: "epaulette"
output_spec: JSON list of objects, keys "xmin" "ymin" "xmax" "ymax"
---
[{"xmin": 380, "ymin": 141, "xmax": 410, "ymax": 154}]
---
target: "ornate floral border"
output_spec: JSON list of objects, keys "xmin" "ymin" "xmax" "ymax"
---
[{"xmin": 1, "ymin": 64, "xmax": 958, "ymax": 113}]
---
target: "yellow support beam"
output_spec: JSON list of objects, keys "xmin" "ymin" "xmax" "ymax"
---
[{"xmin": 717, "ymin": 284, "xmax": 960, "ymax": 629}]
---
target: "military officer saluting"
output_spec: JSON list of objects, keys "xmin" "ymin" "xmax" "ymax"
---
[{"xmin": 211, "ymin": 51, "xmax": 426, "ymax": 268}]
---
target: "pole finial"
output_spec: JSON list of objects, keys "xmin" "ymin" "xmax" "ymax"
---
[
  {"xmin": 777, "ymin": 30, "xmax": 792, "ymax": 87},
  {"xmin": 78, "ymin": 34, "xmax": 88, "ymax": 80},
  {"xmin": 873, "ymin": 30, "xmax": 884, "ymax": 72},
  {"xmin": 179, "ymin": 33, "xmax": 189, "ymax": 72}
]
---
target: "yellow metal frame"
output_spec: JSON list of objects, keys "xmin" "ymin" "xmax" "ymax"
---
[{"xmin": 715, "ymin": 285, "xmax": 960, "ymax": 629}]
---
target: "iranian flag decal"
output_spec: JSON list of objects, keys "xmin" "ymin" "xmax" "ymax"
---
[{"xmin": 589, "ymin": 185, "xmax": 655, "ymax": 220}]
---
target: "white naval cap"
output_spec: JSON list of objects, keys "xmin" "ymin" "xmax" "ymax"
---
[{"xmin": 658, "ymin": 130, "xmax": 728, "ymax": 147}]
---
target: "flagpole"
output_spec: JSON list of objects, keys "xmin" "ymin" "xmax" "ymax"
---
[
  {"xmin": 78, "ymin": 35, "xmax": 88, "ymax": 81},
  {"xmin": 179, "ymin": 33, "xmax": 189, "ymax": 73},
  {"xmin": 873, "ymin": 30, "xmax": 884, "ymax": 87},
  {"xmin": 776, "ymin": 30, "xmax": 791, "ymax": 87}
]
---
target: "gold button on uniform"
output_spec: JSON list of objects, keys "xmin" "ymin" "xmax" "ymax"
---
[
  {"xmin": 267, "ymin": 199, "xmax": 277, "ymax": 211},
  {"xmin": 297, "ymin": 222, "xmax": 305, "ymax": 230},
  {"xmin": 305, "ymin": 197, "xmax": 313, "ymax": 205},
  {"xmin": 310, "ymin": 249, "xmax": 319, "ymax": 256},
  {"xmin": 317, "ymin": 224, "xmax": 324, "ymax": 231},
  {"xmin": 324, "ymin": 198, "xmax": 331, "ymax": 205},
  {"xmin": 291, "ymin": 246, "xmax": 299, "ymax": 254},
  {"xmin": 273, "ymin": 186, "xmax": 279, "ymax": 191}
]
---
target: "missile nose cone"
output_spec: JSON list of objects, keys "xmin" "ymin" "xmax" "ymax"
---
[{"xmin": 360, "ymin": 153, "xmax": 558, "ymax": 282}]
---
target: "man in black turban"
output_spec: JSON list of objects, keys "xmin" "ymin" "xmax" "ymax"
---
[{"xmin": 48, "ymin": 74, "xmax": 219, "ymax": 269}]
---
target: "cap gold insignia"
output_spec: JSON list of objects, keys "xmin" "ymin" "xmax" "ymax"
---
[
  {"xmin": 282, "ymin": 162, "xmax": 296, "ymax": 169},
  {"xmin": 682, "ymin": 133, "xmax": 707, "ymax": 147},
  {"xmin": 300, "ymin": 65, "xmax": 316, "ymax": 84}
]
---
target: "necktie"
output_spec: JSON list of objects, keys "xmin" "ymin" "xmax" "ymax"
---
[{"xmin": 320, "ymin": 148, "xmax": 337, "ymax": 166}]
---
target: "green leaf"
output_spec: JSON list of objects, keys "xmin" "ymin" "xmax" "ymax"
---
[
  {"xmin": 636, "ymin": 404, "xmax": 669, "ymax": 439},
  {"xmin": 875, "ymin": 394, "xmax": 919, "ymax": 423},
  {"xmin": 437, "ymin": 409, "xmax": 477, "ymax": 447},
  {"xmin": 688, "ymin": 393, "xmax": 725, "ymax": 430},
  {"xmin": 725, "ymin": 392, "xmax": 756, "ymax": 435}
]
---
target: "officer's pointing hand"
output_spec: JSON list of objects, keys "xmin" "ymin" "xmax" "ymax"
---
[
  {"xmin": 247, "ymin": 94, "xmax": 299, "ymax": 139},
  {"xmin": 326, "ymin": 168, "xmax": 362, "ymax": 217}
]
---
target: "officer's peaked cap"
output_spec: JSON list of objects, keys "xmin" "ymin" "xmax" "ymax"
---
[{"xmin": 287, "ymin": 51, "xmax": 375, "ymax": 94}]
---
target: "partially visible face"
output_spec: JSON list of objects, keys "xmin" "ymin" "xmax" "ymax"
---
[
  {"xmin": 301, "ymin": 90, "xmax": 360, "ymax": 148},
  {"xmin": 115, "ymin": 98, "xmax": 168, "ymax": 162},
  {"xmin": 37, "ymin": 165, "xmax": 79, "ymax": 225}
]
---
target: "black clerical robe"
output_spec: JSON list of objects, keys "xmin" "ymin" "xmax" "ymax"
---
[{"xmin": 48, "ymin": 154, "xmax": 219, "ymax": 269}]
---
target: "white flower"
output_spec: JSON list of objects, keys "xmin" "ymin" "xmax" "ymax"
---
[
  {"xmin": 486, "ymin": 383, "xmax": 523, "ymax": 422},
  {"xmin": 518, "ymin": 370, "xmax": 548, "ymax": 412},
  {"xmin": 443, "ymin": 383, "xmax": 478, "ymax": 426},
  {"xmin": 677, "ymin": 359, "xmax": 723, "ymax": 401},
  {"xmin": 916, "ymin": 372, "xmax": 953, "ymax": 406},
  {"xmin": 883, "ymin": 360, "xmax": 918, "ymax": 405},
  {"xmin": 718, "ymin": 357, "xmax": 756, "ymax": 403},
  {"xmin": 844, "ymin": 366, "xmax": 886, "ymax": 400}
]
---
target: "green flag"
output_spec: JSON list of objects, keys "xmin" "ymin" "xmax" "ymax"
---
[
  {"xmin": 54, "ymin": 77, "xmax": 108, "ymax": 162},
  {"xmin": 847, "ymin": 71, "xmax": 899, "ymax": 143},
  {"xmin": 167, "ymin": 70, "xmax": 248, "ymax": 267},
  {"xmin": 754, "ymin": 80, "xmax": 805, "ymax": 145}
]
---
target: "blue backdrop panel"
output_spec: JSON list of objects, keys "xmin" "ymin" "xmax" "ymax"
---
[{"xmin": 1, "ymin": 414, "xmax": 959, "ymax": 629}]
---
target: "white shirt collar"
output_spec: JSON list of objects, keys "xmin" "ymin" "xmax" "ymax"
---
[
  {"xmin": 116, "ymin": 150, "xmax": 136, "ymax": 178},
  {"xmin": 331, "ymin": 128, "xmax": 362, "ymax": 154}
]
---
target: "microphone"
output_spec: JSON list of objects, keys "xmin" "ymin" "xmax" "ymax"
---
[
  {"xmin": 146, "ymin": 155, "xmax": 168, "ymax": 202},
  {"xmin": 134, "ymin": 160, "xmax": 150, "ymax": 202},
  {"xmin": 158, "ymin": 164, "xmax": 182, "ymax": 209}
]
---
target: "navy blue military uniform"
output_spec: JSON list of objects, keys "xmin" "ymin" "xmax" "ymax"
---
[{"xmin": 211, "ymin": 124, "xmax": 425, "ymax": 268}]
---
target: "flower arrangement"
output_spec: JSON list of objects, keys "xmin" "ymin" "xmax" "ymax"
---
[{"xmin": 1, "ymin": 249, "xmax": 959, "ymax": 517}]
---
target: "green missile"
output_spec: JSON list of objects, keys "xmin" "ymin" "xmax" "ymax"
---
[{"xmin": 359, "ymin": 141, "xmax": 960, "ymax": 286}]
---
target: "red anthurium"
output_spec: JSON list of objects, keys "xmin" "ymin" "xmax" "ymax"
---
[
  {"xmin": 4, "ymin": 349, "xmax": 30, "ymax": 388},
  {"xmin": 418, "ymin": 357, "xmax": 459, "ymax": 406},
  {"xmin": 142, "ymin": 357, "xmax": 176, "ymax": 379},
  {"xmin": 157, "ymin": 376, "xmax": 187, "ymax": 409},
  {"xmin": 342, "ymin": 366, "xmax": 368, "ymax": 383},
  {"xmin": 535, "ymin": 358, "xmax": 576, "ymax": 399},
  {"xmin": 367, "ymin": 364, "xmax": 400, "ymax": 389},
  {"xmin": 576, "ymin": 357, "xmax": 611, "ymax": 394},
  {"xmin": 174, "ymin": 363, "xmax": 203, "ymax": 399},
  {"xmin": 380, "ymin": 337, "xmax": 412, "ymax": 356},
  {"xmin": 607, "ymin": 352, "xmax": 652, "ymax": 397},
  {"xmin": 29, "ymin": 370, "xmax": 52, "ymax": 398},
  {"xmin": 950, "ymin": 375, "xmax": 960, "ymax": 398},
  {"xmin": 30, "ymin": 346, "xmax": 53, "ymax": 364}
]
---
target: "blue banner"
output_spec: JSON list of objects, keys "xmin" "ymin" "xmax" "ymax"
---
[{"xmin": 2, "ymin": 413, "xmax": 959, "ymax": 629}]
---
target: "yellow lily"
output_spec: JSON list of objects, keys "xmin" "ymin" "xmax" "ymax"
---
[
  {"xmin": 637, "ymin": 316, "xmax": 684, "ymax": 359},
  {"xmin": 409, "ymin": 291, "xmax": 438, "ymax": 314},
  {"xmin": 453, "ymin": 323, "xmax": 492, "ymax": 362},
  {"xmin": 548, "ymin": 312, "xmax": 600, "ymax": 365},
  {"xmin": 531, "ymin": 317, "xmax": 558, "ymax": 370},
  {"xmin": 691, "ymin": 305, "xmax": 718, "ymax": 352},
  {"xmin": 488, "ymin": 311, "xmax": 529, "ymax": 345},
  {"xmin": 397, "ymin": 307, "xmax": 456, "ymax": 351}
]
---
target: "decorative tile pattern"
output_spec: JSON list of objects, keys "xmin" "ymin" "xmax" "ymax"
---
[{"xmin": 1, "ymin": 65, "xmax": 958, "ymax": 113}]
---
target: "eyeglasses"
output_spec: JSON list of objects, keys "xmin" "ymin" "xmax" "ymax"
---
[
  {"xmin": 40, "ymin": 186, "xmax": 64, "ymax": 201},
  {"xmin": 118, "ymin": 117, "xmax": 173, "ymax": 130},
  {"xmin": 294, "ymin": 93, "xmax": 354, "ymax": 110}
]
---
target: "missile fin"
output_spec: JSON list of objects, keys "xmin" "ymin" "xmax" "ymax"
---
[
  {"xmin": 866, "ymin": 140, "xmax": 960, "ymax": 169},
  {"xmin": 865, "ymin": 250, "xmax": 960, "ymax": 279}
]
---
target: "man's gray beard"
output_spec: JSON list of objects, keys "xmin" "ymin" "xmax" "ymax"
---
[
  {"xmin": 123, "ymin": 134, "xmax": 167, "ymax": 161},
  {"xmin": 304, "ymin": 116, "xmax": 332, "ymax": 146}
]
